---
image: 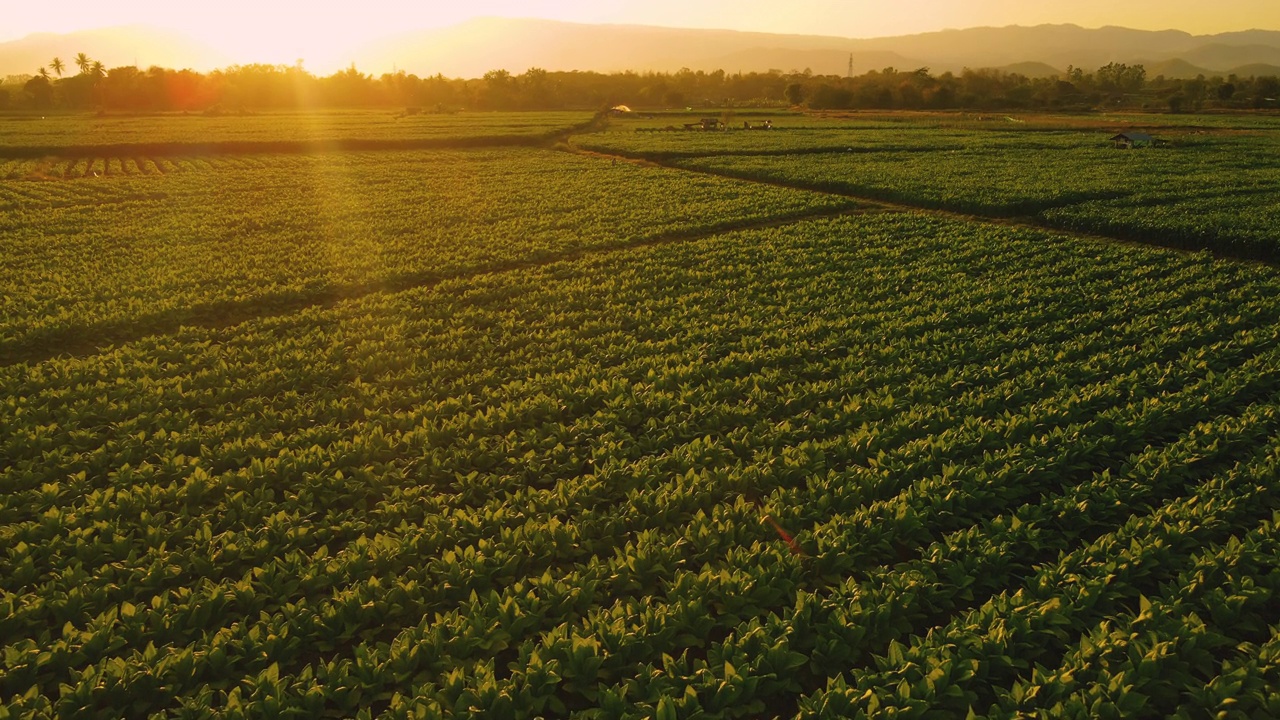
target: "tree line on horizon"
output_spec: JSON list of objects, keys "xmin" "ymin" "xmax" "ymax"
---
[{"xmin": 2, "ymin": 56, "xmax": 1279, "ymax": 113}]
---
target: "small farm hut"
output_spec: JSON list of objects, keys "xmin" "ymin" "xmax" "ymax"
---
[{"xmin": 1111, "ymin": 131, "xmax": 1164, "ymax": 149}]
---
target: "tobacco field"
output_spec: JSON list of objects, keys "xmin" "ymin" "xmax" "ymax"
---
[
  {"xmin": 589, "ymin": 112, "xmax": 1280, "ymax": 258},
  {"xmin": 2, "ymin": 110, "xmax": 1280, "ymax": 718},
  {"xmin": 0, "ymin": 111, "xmax": 594, "ymax": 150}
]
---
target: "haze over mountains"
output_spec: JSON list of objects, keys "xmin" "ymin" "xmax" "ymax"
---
[
  {"xmin": 4, "ymin": 18, "xmax": 1280, "ymax": 80},
  {"xmin": 0, "ymin": 26, "xmax": 230, "ymax": 79}
]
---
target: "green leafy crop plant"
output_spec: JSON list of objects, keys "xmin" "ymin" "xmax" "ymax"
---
[{"xmin": 6, "ymin": 203, "xmax": 1280, "ymax": 717}]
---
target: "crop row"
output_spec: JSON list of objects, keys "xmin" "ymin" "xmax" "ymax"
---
[
  {"xmin": 0, "ymin": 156, "xmax": 283, "ymax": 181},
  {"xmin": 5, "ymin": 213, "xmax": 1280, "ymax": 716},
  {"xmin": 797, "ymin": 461, "xmax": 1280, "ymax": 718}
]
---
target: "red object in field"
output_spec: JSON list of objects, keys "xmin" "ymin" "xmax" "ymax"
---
[{"xmin": 761, "ymin": 514, "xmax": 804, "ymax": 556}]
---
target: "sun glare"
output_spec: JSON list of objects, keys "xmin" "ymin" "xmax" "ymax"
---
[
  {"xmin": 196, "ymin": 22, "xmax": 365, "ymax": 73},
  {"xmin": 5, "ymin": 0, "xmax": 1280, "ymax": 74}
]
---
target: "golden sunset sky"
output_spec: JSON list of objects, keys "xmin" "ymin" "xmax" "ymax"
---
[{"xmin": 5, "ymin": 0, "xmax": 1279, "ymax": 71}]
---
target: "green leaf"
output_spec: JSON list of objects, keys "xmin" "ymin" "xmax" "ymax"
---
[{"xmin": 656, "ymin": 695, "xmax": 678, "ymax": 720}]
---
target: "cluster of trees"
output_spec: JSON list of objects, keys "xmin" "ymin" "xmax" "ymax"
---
[
  {"xmin": 7, "ymin": 53, "xmax": 108, "ymax": 109},
  {"xmin": 2, "ymin": 56, "xmax": 1278, "ymax": 113},
  {"xmin": 795, "ymin": 63, "xmax": 1280, "ymax": 112},
  {"xmin": 0, "ymin": 60, "xmax": 786, "ymax": 112}
]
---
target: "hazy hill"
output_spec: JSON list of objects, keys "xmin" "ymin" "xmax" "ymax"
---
[
  {"xmin": 352, "ymin": 18, "xmax": 1280, "ymax": 78},
  {"xmin": 1179, "ymin": 43, "xmax": 1280, "ymax": 69},
  {"xmin": 5, "ymin": 19, "xmax": 1280, "ymax": 81},
  {"xmin": 1138, "ymin": 58, "xmax": 1280, "ymax": 79},
  {"xmin": 352, "ymin": 18, "xmax": 915, "ymax": 77},
  {"xmin": 1144, "ymin": 58, "xmax": 1218, "ymax": 79},
  {"xmin": 853, "ymin": 25, "xmax": 1280, "ymax": 72},
  {"xmin": 694, "ymin": 48, "xmax": 924, "ymax": 78},
  {"xmin": 852, "ymin": 24, "xmax": 1199, "ymax": 70},
  {"xmin": 0, "ymin": 26, "xmax": 228, "ymax": 78},
  {"xmin": 1227, "ymin": 63, "xmax": 1280, "ymax": 77},
  {"xmin": 992, "ymin": 62, "xmax": 1065, "ymax": 79}
]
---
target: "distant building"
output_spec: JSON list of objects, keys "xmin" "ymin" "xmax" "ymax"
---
[{"xmin": 1111, "ymin": 132, "xmax": 1167, "ymax": 149}]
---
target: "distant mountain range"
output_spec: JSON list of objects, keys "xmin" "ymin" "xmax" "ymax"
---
[
  {"xmin": 4, "ymin": 19, "xmax": 1280, "ymax": 81},
  {"xmin": 355, "ymin": 19, "xmax": 1280, "ymax": 79}
]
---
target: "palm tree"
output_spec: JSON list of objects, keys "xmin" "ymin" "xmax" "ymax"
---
[
  {"xmin": 75, "ymin": 52, "xmax": 90, "ymax": 75},
  {"xmin": 90, "ymin": 61, "xmax": 105, "ymax": 79},
  {"xmin": 50, "ymin": 57, "xmax": 64, "ymax": 77},
  {"xmin": 37, "ymin": 66, "xmax": 50, "ymax": 80}
]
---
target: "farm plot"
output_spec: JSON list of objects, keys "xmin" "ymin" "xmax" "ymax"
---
[
  {"xmin": 0, "ymin": 148, "xmax": 854, "ymax": 363},
  {"xmin": 0, "ymin": 111, "xmax": 593, "ymax": 150},
  {"xmin": 662, "ymin": 130, "xmax": 1280, "ymax": 258},
  {"xmin": 667, "ymin": 136, "xmax": 1127, "ymax": 213},
  {"xmin": 4, "ymin": 210, "xmax": 1280, "ymax": 718},
  {"xmin": 1043, "ymin": 183, "xmax": 1280, "ymax": 258},
  {"xmin": 580, "ymin": 108, "xmax": 1280, "ymax": 159},
  {"xmin": 576, "ymin": 124, "xmax": 1102, "ymax": 159}
]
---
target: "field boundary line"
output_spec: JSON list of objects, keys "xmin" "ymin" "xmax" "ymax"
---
[
  {"xmin": 562, "ymin": 144, "xmax": 1275, "ymax": 267},
  {"xmin": 0, "ymin": 202, "xmax": 873, "ymax": 368},
  {"xmin": 564, "ymin": 145, "xmax": 1117, "ymax": 234}
]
